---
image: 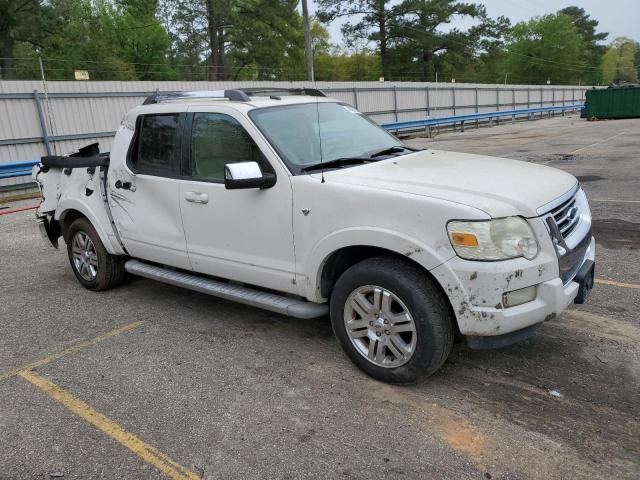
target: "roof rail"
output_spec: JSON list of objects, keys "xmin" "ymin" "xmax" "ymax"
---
[
  {"xmin": 142, "ymin": 87, "xmax": 326, "ymax": 105},
  {"xmin": 143, "ymin": 89, "xmax": 251, "ymax": 105},
  {"xmin": 239, "ymin": 88, "xmax": 326, "ymax": 98}
]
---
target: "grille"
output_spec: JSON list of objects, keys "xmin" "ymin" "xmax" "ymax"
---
[
  {"xmin": 549, "ymin": 193, "xmax": 580, "ymax": 239},
  {"xmin": 544, "ymin": 188, "xmax": 592, "ymax": 285}
]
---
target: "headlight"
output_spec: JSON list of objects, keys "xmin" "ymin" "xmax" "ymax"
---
[{"xmin": 447, "ymin": 217, "xmax": 539, "ymax": 261}]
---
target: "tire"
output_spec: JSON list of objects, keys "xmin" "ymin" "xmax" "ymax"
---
[
  {"xmin": 66, "ymin": 217, "xmax": 125, "ymax": 291},
  {"xmin": 330, "ymin": 257, "xmax": 453, "ymax": 384}
]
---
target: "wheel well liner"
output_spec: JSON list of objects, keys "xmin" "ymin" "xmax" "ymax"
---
[{"xmin": 59, "ymin": 209, "xmax": 86, "ymax": 242}]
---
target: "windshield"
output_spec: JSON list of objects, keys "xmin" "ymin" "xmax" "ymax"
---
[{"xmin": 249, "ymin": 102, "xmax": 403, "ymax": 174}]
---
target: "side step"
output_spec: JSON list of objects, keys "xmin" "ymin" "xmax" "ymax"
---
[{"xmin": 124, "ymin": 259, "xmax": 328, "ymax": 319}]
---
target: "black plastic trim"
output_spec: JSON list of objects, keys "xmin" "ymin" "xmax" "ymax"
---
[
  {"xmin": 573, "ymin": 259, "xmax": 595, "ymax": 304},
  {"xmin": 42, "ymin": 155, "xmax": 110, "ymax": 169},
  {"xmin": 240, "ymin": 87, "xmax": 326, "ymax": 98},
  {"xmin": 225, "ymin": 172, "xmax": 276, "ymax": 190},
  {"xmin": 466, "ymin": 324, "xmax": 539, "ymax": 350},
  {"xmin": 143, "ymin": 89, "xmax": 251, "ymax": 104}
]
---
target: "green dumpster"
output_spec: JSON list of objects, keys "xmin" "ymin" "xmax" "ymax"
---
[{"xmin": 584, "ymin": 85, "xmax": 640, "ymax": 119}]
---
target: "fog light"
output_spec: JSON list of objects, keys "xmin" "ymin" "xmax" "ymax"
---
[{"xmin": 502, "ymin": 286, "xmax": 537, "ymax": 308}]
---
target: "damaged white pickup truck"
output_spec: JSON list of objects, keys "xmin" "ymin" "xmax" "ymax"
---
[{"xmin": 33, "ymin": 88, "xmax": 595, "ymax": 384}]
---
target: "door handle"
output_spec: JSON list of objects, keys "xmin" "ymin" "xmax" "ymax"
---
[{"xmin": 185, "ymin": 191, "xmax": 209, "ymax": 204}]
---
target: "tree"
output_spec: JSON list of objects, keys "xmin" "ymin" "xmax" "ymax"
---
[
  {"xmin": 204, "ymin": 0, "xmax": 234, "ymax": 80},
  {"xmin": 161, "ymin": 0, "xmax": 208, "ymax": 79},
  {"xmin": 636, "ymin": 42, "xmax": 640, "ymax": 81},
  {"xmin": 162, "ymin": 0, "xmax": 230, "ymax": 80},
  {"xmin": 315, "ymin": 50, "xmax": 382, "ymax": 81},
  {"xmin": 162, "ymin": 0, "xmax": 305, "ymax": 80},
  {"xmin": 4, "ymin": 0, "xmax": 172, "ymax": 80},
  {"xmin": 111, "ymin": 0, "xmax": 173, "ymax": 80},
  {"xmin": 226, "ymin": 0, "xmax": 304, "ymax": 80},
  {"xmin": 601, "ymin": 37, "xmax": 638, "ymax": 84},
  {"xmin": 388, "ymin": 0, "xmax": 509, "ymax": 81},
  {"xmin": 311, "ymin": 20, "xmax": 332, "ymax": 56},
  {"xmin": 316, "ymin": 0, "xmax": 403, "ymax": 80},
  {"xmin": 0, "ymin": 0, "xmax": 57, "ymax": 78},
  {"xmin": 501, "ymin": 14, "xmax": 585, "ymax": 84},
  {"xmin": 317, "ymin": 0, "xmax": 506, "ymax": 82},
  {"xmin": 558, "ymin": 6, "xmax": 607, "ymax": 84}
]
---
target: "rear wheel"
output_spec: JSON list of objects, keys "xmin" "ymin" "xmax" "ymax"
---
[
  {"xmin": 67, "ymin": 217, "xmax": 125, "ymax": 291},
  {"xmin": 330, "ymin": 257, "xmax": 453, "ymax": 384}
]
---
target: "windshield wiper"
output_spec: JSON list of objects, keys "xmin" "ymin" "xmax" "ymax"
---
[
  {"xmin": 300, "ymin": 157, "xmax": 376, "ymax": 172},
  {"xmin": 300, "ymin": 145, "xmax": 423, "ymax": 173},
  {"xmin": 367, "ymin": 145, "xmax": 421, "ymax": 158}
]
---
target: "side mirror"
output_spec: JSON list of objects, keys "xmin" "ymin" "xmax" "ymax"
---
[{"xmin": 224, "ymin": 162, "xmax": 276, "ymax": 190}]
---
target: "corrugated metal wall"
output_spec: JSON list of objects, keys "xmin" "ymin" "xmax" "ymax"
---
[{"xmin": 0, "ymin": 80, "xmax": 588, "ymax": 197}]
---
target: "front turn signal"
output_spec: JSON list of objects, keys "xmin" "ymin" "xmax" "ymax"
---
[{"xmin": 450, "ymin": 232, "xmax": 479, "ymax": 247}]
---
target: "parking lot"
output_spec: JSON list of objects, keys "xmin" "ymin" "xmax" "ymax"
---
[{"xmin": 1, "ymin": 114, "xmax": 638, "ymax": 479}]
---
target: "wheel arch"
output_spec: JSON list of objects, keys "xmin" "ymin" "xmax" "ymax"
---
[
  {"xmin": 306, "ymin": 228, "xmax": 454, "ymax": 299},
  {"xmin": 319, "ymin": 245, "xmax": 462, "ymax": 340},
  {"xmin": 55, "ymin": 200, "xmax": 120, "ymax": 254}
]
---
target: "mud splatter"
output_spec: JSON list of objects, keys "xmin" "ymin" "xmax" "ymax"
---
[{"xmin": 442, "ymin": 420, "xmax": 486, "ymax": 461}]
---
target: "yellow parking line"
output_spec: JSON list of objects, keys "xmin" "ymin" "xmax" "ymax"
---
[
  {"xmin": 19, "ymin": 370, "xmax": 200, "ymax": 480},
  {"xmin": 595, "ymin": 278, "xmax": 640, "ymax": 290},
  {"xmin": 0, "ymin": 321, "xmax": 143, "ymax": 382}
]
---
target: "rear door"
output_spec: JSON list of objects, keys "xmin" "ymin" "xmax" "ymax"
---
[
  {"xmin": 109, "ymin": 112, "xmax": 191, "ymax": 270},
  {"xmin": 178, "ymin": 106, "xmax": 296, "ymax": 293}
]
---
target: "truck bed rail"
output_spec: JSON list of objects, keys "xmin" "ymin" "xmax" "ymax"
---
[{"xmin": 41, "ymin": 154, "xmax": 110, "ymax": 169}]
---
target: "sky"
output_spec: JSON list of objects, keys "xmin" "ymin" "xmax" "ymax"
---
[{"xmin": 308, "ymin": 0, "xmax": 639, "ymax": 46}]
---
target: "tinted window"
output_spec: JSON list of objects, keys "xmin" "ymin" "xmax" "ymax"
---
[
  {"xmin": 189, "ymin": 113, "xmax": 261, "ymax": 181},
  {"xmin": 130, "ymin": 114, "xmax": 179, "ymax": 176}
]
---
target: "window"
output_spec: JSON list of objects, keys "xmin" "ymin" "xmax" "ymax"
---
[
  {"xmin": 188, "ymin": 113, "xmax": 262, "ymax": 182},
  {"xmin": 129, "ymin": 114, "xmax": 180, "ymax": 176},
  {"xmin": 250, "ymin": 102, "xmax": 401, "ymax": 174}
]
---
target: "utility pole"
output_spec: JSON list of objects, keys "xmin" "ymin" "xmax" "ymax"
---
[{"xmin": 301, "ymin": 0, "xmax": 314, "ymax": 82}]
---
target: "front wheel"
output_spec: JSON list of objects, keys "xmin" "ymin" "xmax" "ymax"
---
[
  {"xmin": 330, "ymin": 257, "xmax": 453, "ymax": 384},
  {"xmin": 67, "ymin": 217, "xmax": 125, "ymax": 291}
]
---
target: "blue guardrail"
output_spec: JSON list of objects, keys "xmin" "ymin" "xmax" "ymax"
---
[
  {"xmin": 381, "ymin": 104, "xmax": 583, "ymax": 132},
  {"xmin": 1, "ymin": 104, "xmax": 582, "ymax": 180},
  {"xmin": 0, "ymin": 159, "xmax": 39, "ymax": 180}
]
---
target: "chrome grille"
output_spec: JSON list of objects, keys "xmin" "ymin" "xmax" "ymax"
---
[
  {"xmin": 549, "ymin": 194, "xmax": 580, "ymax": 238},
  {"xmin": 542, "ymin": 187, "xmax": 593, "ymax": 285}
]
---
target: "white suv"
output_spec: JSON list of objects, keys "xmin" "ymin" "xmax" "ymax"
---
[{"xmin": 34, "ymin": 88, "xmax": 595, "ymax": 384}]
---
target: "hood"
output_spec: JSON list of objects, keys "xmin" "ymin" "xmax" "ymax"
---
[{"xmin": 320, "ymin": 149, "xmax": 578, "ymax": 218}]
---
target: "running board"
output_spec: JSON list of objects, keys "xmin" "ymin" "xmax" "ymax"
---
[{"xmin": 124, "ymin": 259, "xmax": 328, "ymax": 319}]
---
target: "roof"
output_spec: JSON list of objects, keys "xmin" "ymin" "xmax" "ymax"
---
[{"xmin": 127, "ymin": 89, "xmax": 338, "ymax": 119}]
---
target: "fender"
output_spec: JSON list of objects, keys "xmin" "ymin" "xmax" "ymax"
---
[
  {"xmin": 55, "ymin": 198, "xmax": 125, "ymax": 255},
  {"xmin": 303, "ymin": 226, "xmax": 456, "ymax": 301}
]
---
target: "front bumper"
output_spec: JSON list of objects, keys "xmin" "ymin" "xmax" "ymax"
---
[{"xmin": 431, "ymin": 236, "xmax": 595, "ymax": 338}]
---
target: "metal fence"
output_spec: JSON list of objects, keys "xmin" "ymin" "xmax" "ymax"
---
[{"xmin": 0, "ymin": 80, "xmax": 590, "ymax": 197}]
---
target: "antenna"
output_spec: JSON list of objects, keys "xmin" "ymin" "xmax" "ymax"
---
[{"xmin": 315, "ymin": 96, "xmax": 324, "ymax": 183}]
